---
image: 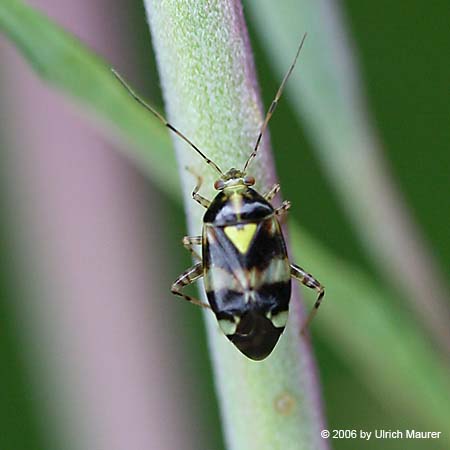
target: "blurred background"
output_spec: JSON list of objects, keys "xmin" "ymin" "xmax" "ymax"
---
[{"xmin": 0, "ymin": 1, "xmax": 449, "ymax": 450}]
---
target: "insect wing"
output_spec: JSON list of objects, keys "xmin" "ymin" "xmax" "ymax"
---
[{"xmin": 203, "ymin": 217, "xmax": 291, "ymax": 360}]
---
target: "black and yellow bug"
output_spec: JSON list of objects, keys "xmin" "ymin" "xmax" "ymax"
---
[{"xmin": 112, "ymin": 34, "xmax": 324, "ymax": 361}]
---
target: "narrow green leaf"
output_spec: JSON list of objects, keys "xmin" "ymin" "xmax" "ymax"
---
[
  {"xmin": 292, "ymin": 226, "xmax": 450, "ymax": 439},
  {"xmin": 0, "ymin": 0, "xmax": 177, "ymax": 194}
]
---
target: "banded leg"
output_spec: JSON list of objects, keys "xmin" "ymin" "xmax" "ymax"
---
[
  {"xmin": 275, "ymin": 200, "xmax": 291, "ymax": 223},
  {"xmin": 264, "ymin": 183, "xmax": 280, "ymax": 202},
  {"xmin": 186, "ymin": 167, "xmax": 211, "ymax": 208},
  {"xmin": 182, "ymin": 235, "xmax": 202, "ymax": 261},
  {"xmin": 171, "ymin": 263, "xmax": 210, "ymax": 309},
  {"xmin": 290, "ymin": 264, "xmax": 325, "ymax": 333}
]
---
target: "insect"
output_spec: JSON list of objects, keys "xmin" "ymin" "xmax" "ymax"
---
[{"xmin": 112, "ymin": 33, "xmax": 324, "ymax": 361}]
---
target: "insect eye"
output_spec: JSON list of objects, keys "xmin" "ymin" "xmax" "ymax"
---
[
  {"xmin": 214, "ymin": 180, "xmax": 225, "ymax": 190},
  {"xmin": 244, "ymin": 176, "xmax": 255, "ymax": 186}
]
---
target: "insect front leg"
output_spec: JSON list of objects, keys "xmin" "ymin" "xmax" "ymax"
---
[
  {"xmin": 182, "ymin": 235, "xmax": 202, "ymax": 261},
  {"xmin": 264, "ymin": 183, "xmax": 280, "ymax": 202},
  {"xmin": 275, "ymin": 200, "xmax": 291, "ymax": 223},
  {"xmin": 186, "ymin": 167, "xmax": 211, "ymax": 208},
  {"xmin": 171, "ymin": 262, "xmax": 210, "ymax": 309},
  {"xmin": 290, "ymin": 263, "xmax": 325, "ymax": 333}
]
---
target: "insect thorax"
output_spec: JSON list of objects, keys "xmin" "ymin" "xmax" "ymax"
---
[{"xmin": 203, "ymin": 186, "xmax": 274, "ymax": 225}]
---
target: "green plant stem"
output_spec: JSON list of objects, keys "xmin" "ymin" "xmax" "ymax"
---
[{"xmin": 144, "ymin": 2, "xmax": 328, "ymax": 450}]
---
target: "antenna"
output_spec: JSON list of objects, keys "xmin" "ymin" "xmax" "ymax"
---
[
  {"xmin": 111, "ymin": 69, "xmax": 223, "ymax": 175},
  {"xmin": 243, "ymin": 33, "xmax": 307, "ymax": 172}
]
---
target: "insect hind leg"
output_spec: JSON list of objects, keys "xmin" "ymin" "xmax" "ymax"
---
[
  {"xmin": 171, "ymin": 262, "xmax": 210, "ymax": 309},
  {"xmin": 290, "ymin": 263, "xmax": 325, "ymax": 334}
]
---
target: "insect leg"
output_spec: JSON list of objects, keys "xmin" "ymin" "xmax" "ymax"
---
[
  {"xmin": 264, "ymin": 183, "xmax": 280, "ymax": 202},
  {"xmin": 290, "ymin": 263, "xmax": 325, "ymax": 333},
  {"xmin": 186, "ymin": 167, "xmax": 211, "ymax": 208},
  {"xmin": 171, "ymin": 263, "xmax": 210, "ymax": 309},
  {"xmin": 275, "ymin": 200, "xmax": 291, "ymax": 223},
  {"xmin": 182, "ymin": 235, "xmax": 202, "ymax": 261}
]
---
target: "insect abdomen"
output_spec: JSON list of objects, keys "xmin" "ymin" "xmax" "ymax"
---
[{"xmin": 203, "ymin": 214, "xmax": 291, "ymax": 360}]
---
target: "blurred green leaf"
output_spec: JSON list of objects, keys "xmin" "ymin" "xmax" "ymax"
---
[
  {"xmin": 0, "ymin": 0, "xmax": 177, "ymax": 194},
  {"xmin": 1, "ymin": 0, "xmax": 449, "ymax": 444},
  {"xmin": 245, "ymin": 0, "xmax": 450, "ymax": 358},
  {"xmin": 292, "ymin": 226, "xmax": 450, "ymax": 436}
]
